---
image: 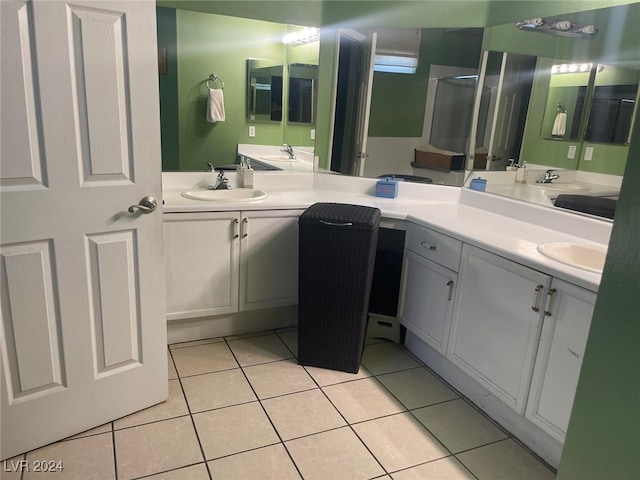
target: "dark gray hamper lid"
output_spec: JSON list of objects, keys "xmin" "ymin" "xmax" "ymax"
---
[{"xmin": 299, "ymin": 202, "xmax": 381, "ymax": 228}]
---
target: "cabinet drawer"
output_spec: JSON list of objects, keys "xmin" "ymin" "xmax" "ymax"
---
[{"xmin": 405, "ymin": 223, "xmax": 462, "ymax": 272}]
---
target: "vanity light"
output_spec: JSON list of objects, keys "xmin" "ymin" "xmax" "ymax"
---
[
  {"xmin": 551, "ymin": 63, "xmax": 604, "ymax": 74},
  {"xmin": 516, "ymin": 18, "xmax": 598, "ymax": 39},
  {"xmin": 282, "ymin": 27, "xmax": 320, "ymax": 46}
]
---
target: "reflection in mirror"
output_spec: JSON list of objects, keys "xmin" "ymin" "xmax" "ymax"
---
[
  {"xmin": 247, "ymin": 59, "xmax": 284, "ymax": 122},
  {"xmin": 288, "ymin": 63, "xmax": 318, "ymax": 124},
  {"xmin": 585, "ymin": 65, "xmax": 639, "ymax": 144},
  {"xmin": 540, "ymin": 62, "xmax": 593, "ymax": 141}
]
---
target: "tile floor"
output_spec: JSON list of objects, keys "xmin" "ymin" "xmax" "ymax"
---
[{"xmin": 6, "ymin": 329, "xmax": 557, "ymax": 480}]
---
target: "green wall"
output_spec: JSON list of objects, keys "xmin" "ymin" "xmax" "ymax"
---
[
  {"xmin": 557, "ymin": 91, "xmax": 640, "ymax": 480},
  {"xmin": 159, "ymin": 9, "xmax": 318, "ymax": 171},
  {"xmin": 157, "ymin": 7, "xmax": 179, "ymax": 171},
  {"xmin": 368, "ymin": 29, "xmax": 483, "ymax": 137}
]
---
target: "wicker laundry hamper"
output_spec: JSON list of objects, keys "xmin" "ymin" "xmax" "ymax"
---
[{"xmin": 297, "ymin": 202, "xmax": 381, "ymax": 373}]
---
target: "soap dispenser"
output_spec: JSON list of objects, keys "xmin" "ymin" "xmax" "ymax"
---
[
  {"xmin": 243, "ymin": 157, "xmax": 254, "ymax": 188},
  {"xmin": 515, "ymin": 161, "xmax": 528, "ymax": 184}
]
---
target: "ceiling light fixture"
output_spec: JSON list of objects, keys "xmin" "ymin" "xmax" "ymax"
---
[
  {"xmin": 282, "ymin": 28, "xmax": 320, "ymax": 46},
  {"xmin": 516, "ymin": 18, "xmax": 598, "ymax": 39}
]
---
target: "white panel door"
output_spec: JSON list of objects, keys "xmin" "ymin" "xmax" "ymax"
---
[
  {"xmin": 240, "ymin": 210, "xmax": 303, "ymax": 311},
  {"xmin": 526, "ymin": 279, "xmax": 596, "ymax": 441},
  {"xmin": 398, "ymin": 250, "xmax": 457, "ymax": 354},
  {"xmin": 0, "ymin": 0, "xmax": 166, "ymax": 459},
  {"xmin": 351, "ymin": 32, "xmax": 377, "ymax": 177},
  {"xmin": 164, "ymin": 212, "xmax": 240, "ymax": 320},
  {"xmin": 448, "ymin": 245, "xmax": 550, "ymax": 413}
]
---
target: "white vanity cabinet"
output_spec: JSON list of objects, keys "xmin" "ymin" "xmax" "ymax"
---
[
  {"xmin": 525, "ymin": 279, "xmax": 596, "ymax": 442},
  {"xmin": 398, "ymin": 223, "xmax": 462, "ymax": 354},
  {"xmin": 164, "ymin": 212, "xmax": 240, "ymax": 320},
  {"xmin": 448, "ymin": 244, "xmax": 551, "ymax": 413},
  {"xmin": 239, "ymin": 210, "xmax": 303, "ymax": 311},
  {"xmin": 164, "ymin": 209, "xmax": 303, "ymax": 321}
]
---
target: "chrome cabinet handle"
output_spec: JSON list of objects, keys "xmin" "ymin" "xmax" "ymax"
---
[
  {"xmin": 128, "ymin": 196, "xmax": 157, "ymax": 214},
  {"xmin": 420, "ymin": 241, "xmax": 437, "ymax": 251},
  {"xmin": 446, "ymin": 280, "xmax": 454, "ymax": 302},
  {"xmin": 242, "ymin": 218, "xmax": 249, "ymax": 238},
  {"xmin": 531, "ymin": 284, "xmax": 544, "ymax": 312},
  {"xmin": 233, "ymin": 218, "xmax": 239, "ymax": 239},
  {"xmin": 544, "ymin": 288, "xmax": 557, "ymax": 317}
]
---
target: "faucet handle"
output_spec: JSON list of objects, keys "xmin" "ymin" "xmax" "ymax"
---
[{"xmin": 207, "ymin": 162, "xmax": 215, "ymax": 172}]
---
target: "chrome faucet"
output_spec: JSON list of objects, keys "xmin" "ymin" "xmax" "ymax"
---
[
  {"xmin": 537, "ymin": 169, "xmax": 560, "ymax": 184},
  {"xmin": 281, "ymin": 144, "xmax": 296, "ymax": 159},
  {"xmin": 208, "ymin": 169, "xmax": 231, "ymax": 190}
]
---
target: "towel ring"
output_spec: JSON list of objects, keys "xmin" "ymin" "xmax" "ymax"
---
[{"xmin": 206, "ymin": 73, "xmax": 224, "ymax": 90}]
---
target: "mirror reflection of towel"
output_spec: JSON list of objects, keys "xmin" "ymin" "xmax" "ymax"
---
[
  {"xmin": 207, "ymin": 89, "xmax": 225, "ymax": 123},
  {"xmin": 552, "ymin": 112, "xmax": 567, "ymax": 137}
]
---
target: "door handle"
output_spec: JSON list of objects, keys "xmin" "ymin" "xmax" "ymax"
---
[
  {"xmin": 531, "ymin": 284, "xmax": 544, "ymax": 312},
  {"xmin": 544, "ymin": 288, "xmax": 557, "ymax": 317},
  {"xmin": 241, "ymin": 217, "xmax": 249, "ymax": 238},
  {"xmin": 128, "ymin": 196, "xmax": 157, "ymax": 214},
  {"xmin": 446, "ymin": 280, "xmax": 454, "ymax": 302}
]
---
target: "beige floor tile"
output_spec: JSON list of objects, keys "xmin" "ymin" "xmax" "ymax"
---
[
  {"xmin": 262, "ymin": 389, "xmax": 346, "ymax": 440},
  {"xmin": 275, "ymin": 325, "xmax": 298, "ymax": 333},
  {"xmin": 181, "ymin": 368, "xmax": 256, "ymax": 413},
  {"xmin": 322, "ymin": 377, "xmax": 405, "ymax": 423},
  {"xmin": 456, "ymin": 439, "xmax": 555, "ymax": 480},
  {"xmin": 361, "ymin": 342, "xmax": 420, "ymax": 375},
  {"xmin": 391, "ymin": 456, "xmax": 475, "ymax": 480},
  {"xmin": 170, "ymin": 337, "xmax": 223, "ymax": 349},
  {"xmin": 304, "ymin": 364, "xmax": 372, "ymax": 386},
  {"xmin": 168, "ymin": 352, "xmax": 178, "ymax": 380},
  {"xmin": 193, "ymin": 402, "xmax": 280, "ymax": 460},
  {"xmin": 353, "ymin": 412, "xmax": 448, "ymax": 472},
  {"xmin": 286, "ymin": 426, "xmax": 385, "ymax": 480},
  {"xmin": 2, "ymin": 455, "xmax": 26, "ymax": 480},
  {"xmin": 412, "ymin": 399, "xmax": 507, "ymax": 453},
  {"xmin": 23, "ymin": 433, "xmax": 114, "ymax": 480},
  {"xmin": 208, "ymin": 444, "xmax": 301, "ymax": 480},
  {"xmin": 114, "ymin": 379, "xmax": 189, "ymax": 429},
  {"xmin": 171, "ymin": 342, "xmax": 238, "ymax": 377},
  {"xmin": 277, "ymin": 330, "xmax": 299, "ymax": 357},
  {"xmin": 377, "ymin": 368, "xmax": 458, "ymax": 410},
  {"xmin": 114, "ymin": 416, "xmax": 202, "ymax": 480},
  {"xmin": 243, "ymin": 360, "xmax": 316, "ymax": 399},
  {"xmin": 228, "ymin": 334, "xmax": 294, "ymax": 366},
  {"xmin": 144, "ymin": 463, "xmax": 210, "ymax": 479},
  {"xmin": 65, "ymin": 422, "xmax": 112, "ymax": 440},
  {"xmin": 225, "ymin": 330, "xmax": 274, "ymax": 341}
]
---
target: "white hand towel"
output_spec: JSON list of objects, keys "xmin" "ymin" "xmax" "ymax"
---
[
  {"xmin": 207, "ymin": 89, "xmax": 225, "ymax": 123},
  {"xmin": 552, "ymin": 112, "xmax": 567, "ymax": 137}
]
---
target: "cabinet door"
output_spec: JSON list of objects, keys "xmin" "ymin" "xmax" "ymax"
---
[
  {"xmin": 526, "ymin": 279, "xmax": 596, "ymax": 441},
  {"xmin": 240, "ymin": 210, "xmax": 304, "ymax": 311},
  {"xmin": 164, "ymin": 212, "xmax": 239, "ymax": 320},
  {"xmin": 449, "ymin": 244, "xmax": 550, "ymax": 413},
  {"xmin": 398, "ymin": 250, "xmax": 457, "ymax": 353}
]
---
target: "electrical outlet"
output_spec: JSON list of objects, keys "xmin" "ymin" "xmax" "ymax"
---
[
  {"xmin": 584, "ymin": 146, "xmax": 594, "ymax": 161},
  {"xmin": 567, "ymin": 145, "xmax": 576, "ymax": 159},
  {"xmin": 310, "ymin": 129, "xmax": 316, "ymax": 140},
  {"xmin": 249, "ymin": 126, "xmax": 255, "ymax": 138}
]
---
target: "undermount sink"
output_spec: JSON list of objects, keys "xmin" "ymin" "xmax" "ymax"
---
[
  {"xmin": 182, "ymin": 189, "xmax": 268, "ymax": 202},
  {"xmin": 537, "ymin": 242, "xmax": 607, "ymax": 274},
  {"xmin": 260, "ymin": 155, "xmax": 299, "ymax": 163},
  {"xmin": 532, "ymin": 182, "xmax": 590, "ymax": 192}
]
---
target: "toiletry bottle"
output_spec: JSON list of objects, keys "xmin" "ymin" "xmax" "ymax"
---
[
  {"xmin": 243, "ymin": 158, "xmax": 254, "ymax": 188},
  {"xmin": 515, "ymin": 161, "xmax": 527, "ymax": 184}
]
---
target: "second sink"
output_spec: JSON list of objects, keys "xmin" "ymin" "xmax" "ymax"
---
[
  {"xmin": 537, "ymin": 242, "xmax": 607, "ymax": 273},
  {"xmin": 183, "ymin": 189, "xmax": 268, "ymax": 202}
]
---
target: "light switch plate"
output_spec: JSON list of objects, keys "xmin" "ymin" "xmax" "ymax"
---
[
  {"xmin": 584, "ymin": 146, "xmax": 594, "ymax": 161},
  {"xmin": 249, "ymin": 126, "xmax": 255, "ymax": 137},
  {"xmin": 567, "ymin": 145, "xmax": 576, "ymax": 159},
  {"xmin": 310, "ymin": 129, "xmax": 316, "ymax": 140}
]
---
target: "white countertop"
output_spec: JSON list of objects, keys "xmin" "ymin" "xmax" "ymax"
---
[{"xmin": 163, "ymin": 171, "xmax": 611, "ymax": 292}]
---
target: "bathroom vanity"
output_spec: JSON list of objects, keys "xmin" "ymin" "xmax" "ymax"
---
[{"xmin": 161, "ymin": 169, "xmax": 610, "ymax": 468}]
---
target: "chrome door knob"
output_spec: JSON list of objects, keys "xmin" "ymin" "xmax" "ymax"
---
[{"xmin": 128, "ymin": 196, "xmax": 157, "ymax": 214}]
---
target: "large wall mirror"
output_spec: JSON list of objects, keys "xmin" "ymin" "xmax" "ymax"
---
[
  {"xmin": 247, "ymin": 59, "xmax": 284, "ymax": 122},
  {"xmin": 288, "ymin": 63, "xmax": 318, "ymax": 124}
]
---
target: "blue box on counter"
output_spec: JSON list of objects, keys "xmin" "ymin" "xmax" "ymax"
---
[
  {"xmin": 375, "ymin": 178, "xmax": 399, "ymax": 198},
  {"xmin": 469, "ymin": 177, "xmax": 487, "ymax": 191}
]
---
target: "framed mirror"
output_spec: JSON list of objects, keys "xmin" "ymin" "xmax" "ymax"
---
[
  {"xmin": 584, "ymin": 64, "xmax": 639, "ymax": 145},
  {"xmin": 288, "ymin": 63, "xmax": 318, "ymax": 124},
  {"xmin": 247, "ymin": 59, "xmax": 284, "ymax": 122}
]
